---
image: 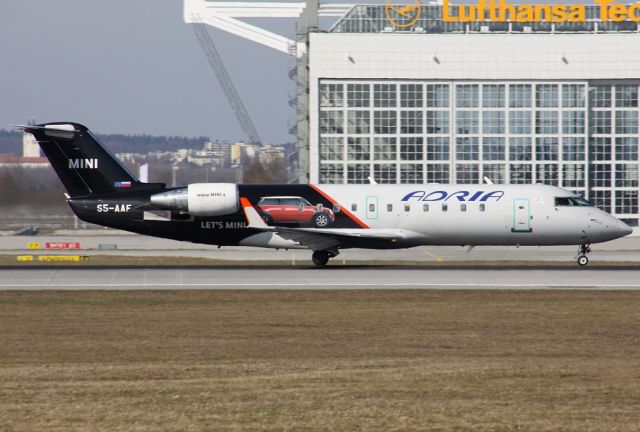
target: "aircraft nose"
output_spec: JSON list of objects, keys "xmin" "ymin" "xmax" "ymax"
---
[{"xmin": 617, "ymin": 219, "xmax": 633, "ymax": 237}]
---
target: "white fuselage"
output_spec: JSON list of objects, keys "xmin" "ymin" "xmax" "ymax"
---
[{"xmin": 317, "ymin": 183, "xmax": 631, "ymax": 247}]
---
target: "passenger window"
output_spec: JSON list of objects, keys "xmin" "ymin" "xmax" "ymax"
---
[
  {"xmin": 479, "ymin": 204, "xmax": 485, "ymax": 212},
  {"xmin": 369, "ymin": 203, "xmax": 375, "ymax": 212},
  {"xmin": 461, "ymin": 204, "xmax": 467, "ymax": 212},
  {"xmin": 423, "ymin": 204, "xmax": 429, "ymax": 212},
  {"xmin": 351, "ymin": 203, "xmax": 357, "ymax": 212},
  {"xmin": 387, "ymin": 204, "xmax": 393, "ymax": 212},
  {"xmin": 442, "ymin": 203, "xmax": 448, "ymax": 212},
  {"xmin": 404, "ymin": 204, "xmax": 410, "ymax": 212}
]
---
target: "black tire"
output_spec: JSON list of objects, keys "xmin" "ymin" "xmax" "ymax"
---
[
  {"xmin": 312, "ymin": 251, "xmax": 330, "ymax": 267},
  {"xmin": 312, "ymin": 212, "xmax": 330, "ymax": 228},
  {"xmin": 577, "ymin": 255, "xmax": 589, "ymax": 266},
  {"xmin": 261, "ymin": 212, "xmax": 273, "ymax": 225}
]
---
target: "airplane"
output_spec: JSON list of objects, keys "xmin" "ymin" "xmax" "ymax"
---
[{"xmin": 18, "ymin": 122, "xmax": 633, "ymax": 267}]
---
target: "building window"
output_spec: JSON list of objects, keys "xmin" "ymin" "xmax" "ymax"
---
[
  {"xmin": 400, "ymin": 164, "xmax": 423, "ymax": 183},
  {"xmin": 615, "ymin": 111, "xmax": 639, "ymax": 134},
  {"xmin": 509, "ymin": 137, "xmax": 532, "ymax": 161},
  {"xmin": 482, "ymin": 137, "xmax": 505, "ymax": 161},
  {"xmin": 562, "ymin": 84, "xmax": 585, "ymax": 108},
  {"xmin": 400, "ymin": 111, "xmax": 423, "ymax": 134},
  {"xmin": 536, "ymin": 84, "xmax": 559, "ymax": 108},
  {"xmin": 615, "ymin": 85, "xmax": 639, "ymax": 108},
  {"xmin": 426, "ymin": 84, "xmax": 449, "ymax": 108},
  {"xmin": 535, "ymin": 137, "xmax": 559, "ymax": 161},
  {"xmin": 426, "ymin": 164, "xmax": 450, "ymax": 183},
  {"xmin": 562, "ymin": 111, "xmax": 585, "ymax": 134},
  {"xmin": 425, "ymin": 110, "xmax": 449, "ymax": 134},
  {"xmin": 535, "ymin": 111, "xmax": 558, "ymax": 134},
  {"xmin": 562, "ymin": 137, "xmax": 585, "ymax": 161},
  {"xmin": 456, "ymin": 111, "xmax": 479, "ymax": 134},
  {"xmin": 562, "ymin": 164, "xmax": 585, "ymax": 188},
  {"xmin": 373, "ymin": 163, "xmax": 397, "ymax": 184},
  {"xmin": 347, "ymin": 137, "xmax": 370, "ymax": 161},
  {"xmin": 483, "ymin": 164, "xmax": 505, "ymax": 183},
  {"xmin": 347, "ymin": 111, "xmax": 370, "ymax": 134},
  {"xmin": 319, "ymin": 111, "xmax": 344, "ymax": 134},
  {"xmin": 319, "ymin": 83, "xmax": 344, "ymax": 107},
  {"xmin": 510, "ymin": 164, "xmax": 533, "ymax": 184},
  {"xmin": 456, "ymin": 163, "xmax": 479, "ymax": 184},
  {"xmin": 320, "ymin": 137, "xmax": 344, "ymax": 161},
  {"xmin": 615, "ymin": 191, "xmax": 638, "ymax": 214},
  {"xmin": 456, "ymin": 84, "xmax": 479, "ymax": 108},
  {"xmin": 536, "ymin": 164, "xmax": 558, "ymax": 184},
  {"xmin": 373, "ymin": 137, "xmax": 397, "ymax": 161},
  {"xmin": 590, "ymin": 85, "xmax": 612, "ymax": 108},
  {"xmin": 400, "ymin": 83, "xmax": 423, "ymax": 107},
  {"xmin": 347, "ymin": 164, "xmax": 370, "ymax": 184},
  {"xmin": 591, "ymin": 164, "xmax": 612, "ymax": 187},
  {"xmin": 456, "ymin": 137, "xmax": 479, "ymax": 161},
  {"xmin": 615, "ymin": 164, "xmax": 639, "ymax": 187},
  {"xmin": 482, "ymin": 111, "xmax": 505, "ymax": 134},
  {"xmin": 374, "ymin": 83, "xmax": 397, "ymax": 107},
  {"xmin": 426, "ymin": 137, "xmax": 449, "ymax": 161},
  {"xmin": 347, "ymin": 83, "xmax": 370, "ymax": 107},
  {"xmin": 482, "ymin": 84, "xmax": 505, "ymax": 108},
  {"xmin": 591, "ymin": 111, "xmax": 611, "ymax": 134},
  {"xmin": 319, "ymin": 164, "xmax": 344, "ymax": 184},
  {"xmin": 400, "ymin": 137, "xmax": 423, "ymax": 160},
  {"xmin": 590, "ymin": 190, "xmax": 611, "ymax": 213},
  {"xmin": 373, "ymin": 111, "xmax": 397, "ymax": 134},
  {"xmin": 615, "ymin": 137, "xmax": 638, "ymax": 161},
  {"xmin": 591, "ymin": 137, "xmax": 611, "ymax": 161},
  {"xmin": 509, "ymin": 84, "xmax": 532, "ymax": 108},
  {"xmin": 509, "ymin": 111, "xmax": 531, "ymax": 134}
]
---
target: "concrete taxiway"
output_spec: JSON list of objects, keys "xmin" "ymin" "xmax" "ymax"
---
[{"xmin": 1, "ymin": 267, "xmax": 639, "ymax": 290}]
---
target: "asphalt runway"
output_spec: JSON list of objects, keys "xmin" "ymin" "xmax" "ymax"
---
[{"xmin": 1, "ymin": 267, "xmax": 639, "ymax": 290}]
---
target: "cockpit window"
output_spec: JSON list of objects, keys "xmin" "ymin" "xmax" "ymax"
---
[{"xmin": 555, "ymin": 196, "xmax": 593, "ymax": 207}]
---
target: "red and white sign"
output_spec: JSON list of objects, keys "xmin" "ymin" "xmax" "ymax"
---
[{"xmin": 45, "ymin": 242, "xmax": 81, "ymax": 249}]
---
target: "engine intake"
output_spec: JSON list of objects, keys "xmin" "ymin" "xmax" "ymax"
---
[{"xmin": 150, "ymin": 183, "xmax": 240, "ymax": 216}]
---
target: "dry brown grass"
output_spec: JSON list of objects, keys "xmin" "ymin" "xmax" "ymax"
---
[{"xmin": 1, "ymin": 290, "xmax": 639, "ymax": 431}]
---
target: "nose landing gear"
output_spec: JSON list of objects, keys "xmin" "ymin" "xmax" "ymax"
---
[{"xmin": 576, "ymin": 244, "xmax": 591, "ymax": 266}]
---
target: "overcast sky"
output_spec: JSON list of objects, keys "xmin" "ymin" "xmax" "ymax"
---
[
  {"xmin": 0, "ymin": 0, "xmax": 316, "ymax": 143},
  {"xmin": 2, "ymin": 0, "xmax": 556, "ymax": 142}
]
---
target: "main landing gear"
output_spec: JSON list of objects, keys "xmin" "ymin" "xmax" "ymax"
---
[
  {"xmin": 312, "ymin": 250, "xmax": 339, "ymax": 267},
  {"xmin": 576, "ymin": 244, "xmax": 591, "ymax": 266}
]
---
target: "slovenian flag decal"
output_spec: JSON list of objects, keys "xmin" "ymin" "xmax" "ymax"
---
[{"xmin": 114, "ymin": 181, "xmax": 132, "ymax": 188}]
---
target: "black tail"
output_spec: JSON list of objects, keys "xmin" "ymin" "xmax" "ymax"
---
[{"xmin": 20, "ymin": 122, "xmax": 163, "ymax": 197}]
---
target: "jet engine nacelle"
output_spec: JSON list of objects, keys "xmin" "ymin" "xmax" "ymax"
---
[{"xmin": 150, "ymin": 183, "xmax": 240, "ymax": 216}]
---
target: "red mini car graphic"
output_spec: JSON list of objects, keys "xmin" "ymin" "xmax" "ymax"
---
[{"xmin": 256, "ymin": 196, "xmax": 335, "ymax": 227}]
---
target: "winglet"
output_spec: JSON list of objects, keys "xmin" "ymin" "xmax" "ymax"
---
[{"xmin": 240, "ymin": 197, "xmax": 269, "ymax": 229}]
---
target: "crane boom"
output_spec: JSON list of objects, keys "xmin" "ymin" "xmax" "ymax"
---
[{"xmin": 191, "ymin": 16, "xmax": 262, "ymax": 145}]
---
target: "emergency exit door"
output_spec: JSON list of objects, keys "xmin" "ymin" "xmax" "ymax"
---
[{"xmin": 512, "ymin": 198, "xmax": 532, "ymax": 232}]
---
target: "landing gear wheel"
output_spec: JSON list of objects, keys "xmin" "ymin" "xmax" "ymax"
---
[
  {"xmin": 576, "ymin": 243, "xmax": 591, "ymax": 266},
  {"xmin": 577, "ymin": 255, "xmax": 589, "ymax": 266},
  {"xmin": 312, "ymin": 250, "xmax": 330, "ymax": 267},
  {"xmin": 312, "ymin": 212, "xmax": 330, "ymax": 227}
]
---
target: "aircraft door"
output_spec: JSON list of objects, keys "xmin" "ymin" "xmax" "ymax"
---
[
  {"xmin": 365, "ymin": 196, "xmax": 379, "ymax": 220},
  {"xmin": 512, "ymin": 198, "xmax": 532, "ymax": 232}
]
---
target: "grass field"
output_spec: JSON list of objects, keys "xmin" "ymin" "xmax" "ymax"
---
[{"xmin": 1, "ymin": 290, "xmax": 639, "ymax": 431}]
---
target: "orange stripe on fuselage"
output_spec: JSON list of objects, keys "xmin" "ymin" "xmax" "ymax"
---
[{"xmin": 308, "ymin": 183, "xmax": 369, "ymax": 229}]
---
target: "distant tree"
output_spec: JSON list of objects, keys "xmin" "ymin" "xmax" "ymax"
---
[{"xmin": 242, "ymin": 159, "xmax": 289, "ymax": 184}]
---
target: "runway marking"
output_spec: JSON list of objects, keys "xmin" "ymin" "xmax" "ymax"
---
[{"xmin": 423, "ymin": 250, "xmax": 444, "ymax": 262}]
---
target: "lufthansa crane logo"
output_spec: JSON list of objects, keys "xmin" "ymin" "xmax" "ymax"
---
[{"xmin": 385, "ymin": 0, "xmax": 421, "ymax": 28}]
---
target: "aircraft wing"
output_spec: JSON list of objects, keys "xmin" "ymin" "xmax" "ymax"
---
[{"xmin": 240, "ymin": 197, "xmax": 421, "ymax": 251}]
